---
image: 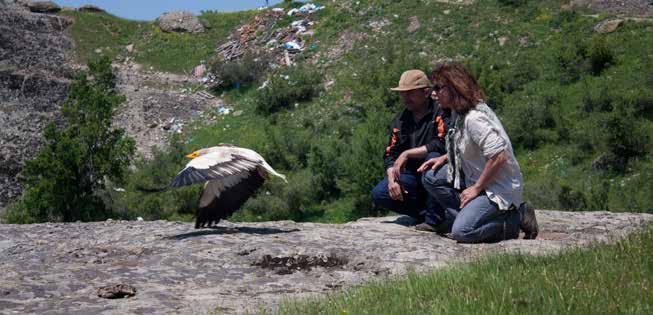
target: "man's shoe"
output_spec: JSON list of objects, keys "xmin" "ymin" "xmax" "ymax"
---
[
  {"xmin": 414, "ymin": 222, "xmax": 437, "ymax": 233},
  {"xmin": 519, "ymin": 202, "xmax": 539, "ymax": 240}
]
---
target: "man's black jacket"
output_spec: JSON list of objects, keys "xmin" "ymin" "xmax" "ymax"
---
[{"xmin": 383, "ymin": 101, "xmax": 452, "ymax": 172}]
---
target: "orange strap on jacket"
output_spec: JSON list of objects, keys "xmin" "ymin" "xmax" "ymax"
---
[
  {"xmin": 435, "ymin": 116, "xmax": 445, "ymax": 138},
  {"xmin": 385, "ymin": 128, "xmax": 400, "ymax": 156}
]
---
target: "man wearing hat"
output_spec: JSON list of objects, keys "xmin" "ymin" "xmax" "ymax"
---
[{"xmin": 371, "ymin": 70, "xmax": 452, "ymax": 232}]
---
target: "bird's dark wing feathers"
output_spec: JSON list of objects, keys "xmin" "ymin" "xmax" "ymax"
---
[
  {"xmin": 195, "ymin": 169, "xmax": 266, "ymax": 228},
  {"xmin": 170, "ymin": 154, "xmax": 260, "ymax": 188}
]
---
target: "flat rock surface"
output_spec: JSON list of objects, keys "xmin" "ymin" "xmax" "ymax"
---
[{"xmin": 0, "ymin": 210, "xmax": 651, "ymax": 314}]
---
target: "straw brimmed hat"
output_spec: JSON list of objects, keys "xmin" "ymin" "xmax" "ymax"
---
[{"xmin": 390, "ymin": 70, "xmax": 431, "ymax": 91}]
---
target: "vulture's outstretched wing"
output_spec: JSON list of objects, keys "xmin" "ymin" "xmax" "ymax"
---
[
  {"xmin": 195, "ymin": 169, "xmax": 266, "ymax": 228},
  {"xmin": 169, "ymin": 146, "xmax": 287, "ymax": 228},
  {"xmin": 170, "ymin": 151, "xmax": 261, "ymax": 188}
]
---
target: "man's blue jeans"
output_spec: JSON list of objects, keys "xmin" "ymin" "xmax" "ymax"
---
[
  {"xmin": 371, "ymin": 152, "xmax": 445, "ymax": 225},
  {"xmin": 422, "ymin": 164, "xmax": 520, "ymax": 243}
]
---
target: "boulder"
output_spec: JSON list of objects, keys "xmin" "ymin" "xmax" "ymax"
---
[
  {"xmin": 26, "ymin": 1, "xmax": 60, "ymax": 13},
  {"xmin": 407, "ymin": 16, "xmax": 421, "ymax": 33},
  {"xmin": 158, "ymin": 11, "xmax": 205, "ymax": 33},
  {"xmin": 594, "ymin": 18, "xmax": 624, "ymax": 33},
  {"xmin": 78, "ymin": 4, "xmax": 104, "ymax": 13}
]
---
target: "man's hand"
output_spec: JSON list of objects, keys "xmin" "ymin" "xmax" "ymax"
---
[
  {"xmin": 392, "ymin": 153, "xmax": 408, "ymax": 180},
  {"xmin": 417, "ymin": 155, "xmax": 447, "ymax": 173},
  {"xmin": 460, "ymin": 185, "xmax": 482, "ymax": 208},
  {"xmin": 386, "ymin": 167, "xmax": 405, "ymax": 201},
  {"xmin": 387, "ymin": 180, "xmax": 404, "ymax": 201}
]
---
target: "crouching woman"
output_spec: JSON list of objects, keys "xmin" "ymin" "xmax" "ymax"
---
[{"xmin": 418, "ymin": 62, "xmax": 538, "ymax": 243}]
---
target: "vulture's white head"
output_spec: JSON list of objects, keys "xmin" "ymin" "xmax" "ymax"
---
[
  {"xmin": 185, "ymin": 149, "xmax": 206, "ymax": 159},
  {"xmin": 185, "ymin": 144, "xmax": 235, "ymax": 159}
]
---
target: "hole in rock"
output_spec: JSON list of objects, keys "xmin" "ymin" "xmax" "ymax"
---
[{"xmin": 252, "ymin": 253, "xmax": 349, "ymax": 275}]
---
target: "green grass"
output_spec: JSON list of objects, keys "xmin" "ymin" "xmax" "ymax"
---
[
  {"xmin": 62, "ymin": 10, "xmax": 254, "ymax": 73},
  {"xmin": 272, "ymin": 224, "xmax": 653, "ymax": 315},
  {"xmin": 62, "ymin": 11, "xmax": 145, "ymax": 64}
]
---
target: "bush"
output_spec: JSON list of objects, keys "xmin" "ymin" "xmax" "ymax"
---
[
  {"xmin": 556, "ymin": 37, "xmax": 615, "ymax": 84},
  {"xmin": 337, "ymin": 109, "xmax": 391, "ymax": 217},
  {"xmin": 497, "ymin": 0, "xmax": 528, "ymax": 7},
  {"xmin": 588, "ymin": 37, "xmax": 615, "ymax": 76},
  {"xmin": 102, "ymin": 138, "xmax": 203, "ymax": 221},
  {"xmin": 571, "ymin": 101, "xmax": 649, "ymax": 167},
  {"xmin": 549, "ymin": 10, "xmax": 577, "ymax": 28},
  {"xmin": 607, "ymin": 161, "xmax": 653, "ymax": 213},
  {"xmin": 4, "ymin": 57, "xmax": 135, "ymax": 223},
  {"xmin": 556, "ymin": 40, "xmax": 588, "ymax": 84},
  {"xmin": 208, "ymin": 51, "xmax": 272, "ymax": 89},
  {"xmin": 500, "ymin": 93, "xmax": 556, "ymax": 149},
  {"xmin": 255, "ymin": 65, "xmax": 323, "ymax": 114}
]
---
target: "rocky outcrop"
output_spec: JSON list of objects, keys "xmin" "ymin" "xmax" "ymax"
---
[
  {"xmin": 0, "ymin": 6, "xmax": 74, "ymax": 209},
  {"xmin": 111, "ymin": 60, "xmax": 222, "ymax": 159},
  {"xmin": 78, "ymin": 4, "xmax": 105, "ymax": 13},
  {"xmin": 570, "ymin": 0, "xmax": 653, "ymax": 17},
  {"xmin": 26, "ymin": 0, "xmax": 60, "ymax": 13},
  {"xmin": 158, "ymin": 11, "xmax": 205, "ymax": 33},
  {"xmin": 0, "ymin": 210, "xmax": 651, "ymax": 314},
  {"xmin": 0, "ymin": 6, "xmax": 219, "ymax": 210}
]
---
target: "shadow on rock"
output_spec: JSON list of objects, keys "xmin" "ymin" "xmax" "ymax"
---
[
  {"xmin": 381, "ymin": 215, "xmax": 420, "ymax": 227},
  {"xmin": 166, "ymin": 226, "xmax": 301, "ymax": 240}
]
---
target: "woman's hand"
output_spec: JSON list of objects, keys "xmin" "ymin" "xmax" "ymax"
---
[
  {"xmin": 460, "ymin": 185, "xmax": 482, "ymax": 208},
  {"xmin": 417, "ymin": 155, "xmax": 447, "ymax": 173}
]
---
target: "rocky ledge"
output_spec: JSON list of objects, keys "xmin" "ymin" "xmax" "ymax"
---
[{"xmin": 0, "ymin": 210, "xmax": 651, "ymax": 314}]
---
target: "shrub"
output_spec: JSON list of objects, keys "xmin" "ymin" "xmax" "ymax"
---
[
  {"xmin": 471, "ymin": 54, "xmax": 539, "ymax": 108},
  {"xmin": 581, "ymin": 84, "xmax": 614, "ymax": 112},
  {"xmin": 255, "ymin": 65, "xmax": 323, "ymax": 114},
  {"xmin": 549, "ymin": 10, "xmax": 577, "ymax": 28},
  {"xmin": 307, "ymin": 141, "xmax": 342, "ymax": 201},
  {"xmin": 523, "ymin": 172, "xmax": 563, "ymax": 210},
  {"xmin": 588, "ymin": 37, "xmax": 615, "ymax": 76},
  {"xmin": 208, "ymin": 51, "xmax": 272, "ymax": 89},
  {"xmin": 500, "ymin": 93, "xmax": 556, "ymax": 149},
  {"xmin": 497, "ymin": 0, "xmax": 528, "ymax": 7},
  {"xmin": 556, "ymin": 40, "xmax": 588, "ymax": 84},
  {"xmin": 4, "ymin": 57, "xmax": 135, "ymax": 223},
  {"xmin": 103, "ymin": 138, "xmax": 203, "ymax": 221},
  {"xmin": 556, "ymin": 37, "xmax": 615, "ymax": 84},
  {"xmin": 607, "ymin": 161, "xmax": 653, "ymax": 213},
  {"xmin": 337, "ymin": 109, "xmax": 390, "ymax": 217}
]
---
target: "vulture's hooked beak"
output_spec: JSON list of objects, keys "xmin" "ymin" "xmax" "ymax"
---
[{"xmin": 186, "ymin": 152, "xmax": 200, "ymax": 159}]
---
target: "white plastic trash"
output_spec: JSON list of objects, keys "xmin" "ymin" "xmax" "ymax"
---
[{"xmin": 283, "ymin": 41, "xmax": 302, "ymax": 50}]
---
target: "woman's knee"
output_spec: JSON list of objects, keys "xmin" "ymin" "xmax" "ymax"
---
[{"xmin": 450, "ymin": 225, "xmax": 475, "ymax": 243}]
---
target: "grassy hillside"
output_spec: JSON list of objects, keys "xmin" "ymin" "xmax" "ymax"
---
[
  {"xmin": 60, "ymin": 0, "xmax": 652, "ymax": 223},
  {"xmin": 62, "ymin": 10, "xmax": 254, "ymax": 73},
  {"xmin": 273, "ymin": 223, "xmax": 653, "ymax": 314}
]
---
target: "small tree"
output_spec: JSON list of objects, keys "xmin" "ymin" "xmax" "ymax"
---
[{"xmin": 5, "ymin": 57, "xmax": 135, "ymax": 223}]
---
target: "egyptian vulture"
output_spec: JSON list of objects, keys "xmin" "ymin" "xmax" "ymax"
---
[{"xmin": 170, "ymin": 145, "xmax": 287, "ymax": 228}]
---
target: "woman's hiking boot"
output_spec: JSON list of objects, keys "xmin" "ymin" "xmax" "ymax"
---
[
  {"xmin": 519, "ymin": 202, "xmax": 539, "ymax": 239},
  {"xmin": 414, "ymin": 222, "xmax": 437, "ymax": 232},
  {"xmin": 414, "ymin": 221, "xmax": 450, "ymax": 234}
]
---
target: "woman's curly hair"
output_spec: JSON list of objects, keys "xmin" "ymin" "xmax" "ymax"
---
[{"xmin": 431, "ymin": 62, "xmax": 485, "ymax": 114}]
